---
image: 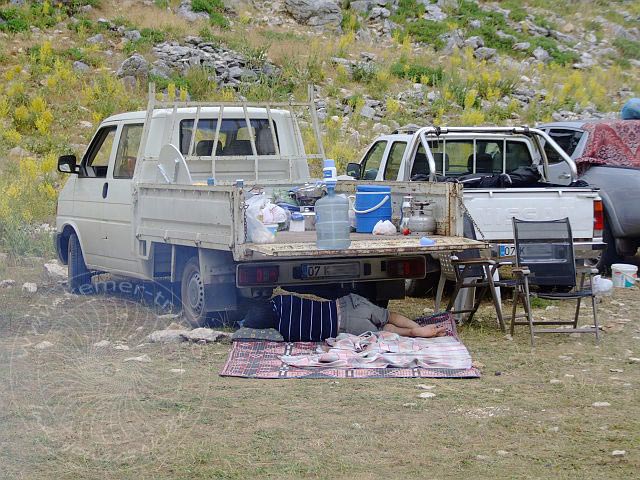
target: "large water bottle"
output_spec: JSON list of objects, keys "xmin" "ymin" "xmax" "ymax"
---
[{"xmin": 315, "ymin": 160, "xmax": 351, "ymax": 250}]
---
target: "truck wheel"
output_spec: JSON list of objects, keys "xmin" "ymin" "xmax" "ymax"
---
[
  {"xmin": 180, "ymin": 257, "xmax": 208, "ymax": 327},
  {"xmin": 597, "ymin": 221, "xmax": 622, "ymax": 275},
  {"xmin": 68, "ymin": 233, "xmax": 93, "ymax": 294}
]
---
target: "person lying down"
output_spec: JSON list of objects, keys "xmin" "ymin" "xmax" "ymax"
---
[{"xmin": 242, "ymin": 293, "xmax": 447, "ymax": 342}]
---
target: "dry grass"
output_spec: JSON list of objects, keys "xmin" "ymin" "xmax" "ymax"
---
[{"xmin": 1, "ymin": 262, "xmax": 639, "ymax": 479}]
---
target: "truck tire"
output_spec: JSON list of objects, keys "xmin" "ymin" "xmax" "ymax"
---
[
  {"xmin": 597, "ymin": 221, "xmax": 622, "ymax": 275},
  {"xmin": 180, "ymin": 257, "xmax": 209, "ymax": 327},
  {"xmin": 68, "ymin": 233, "xmax": 93, "ymax": 294}
]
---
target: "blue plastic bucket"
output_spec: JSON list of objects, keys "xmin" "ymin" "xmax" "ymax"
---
[{"xmin": 353, "ymin": 185, "xmax": 392, "ymax": 233}]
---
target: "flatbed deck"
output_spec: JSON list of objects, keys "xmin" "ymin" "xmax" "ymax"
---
[{"xmin": 246, "ymin": 233, "xmax": 486, "ymax": 258}]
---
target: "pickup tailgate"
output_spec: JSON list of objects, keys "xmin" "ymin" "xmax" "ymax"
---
[{"xmin": 463, "ymin": 187, "xmax": 598, "ymax": 242}]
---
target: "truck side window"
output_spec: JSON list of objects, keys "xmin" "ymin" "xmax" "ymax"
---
[
  {"xmin": 180, "ymin": 119, "xmax": 278, "ymax": 156},
  {"xmin": 361, "ymin": 141, "xmax": 387, "ymax": 180},
  {"xmin": 410, "ymin": 142, "xmax": 444, "ymax": 177},
  {"xmin": 505, "ymin": 141, "xmax": 533, "ymax": 172},
  {"xmin": 445, "ymin": 140, "xmax": 474, "ymax": 176},
  {"xmin": 384, "ymin": 142, "xmax": 407, "ymax": 180},
  {"xmin": 82, "ymin": 126, "xmax": 117, "ymax": 178},
  {"xmin": 113, "ymin": 124, "xmax": 143, "ymax": 179},
  {"xmin": 545, "ymin": 129, "xmax": 583, "ymax": 163}
]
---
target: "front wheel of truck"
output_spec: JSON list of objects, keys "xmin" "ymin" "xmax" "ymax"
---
[
  {"xmin": 180, "ymin": 257, "xmax": 209, "ymax": 327},
  {"xmin": 68, "ymin": 233, "xmax": 93, "ymax": 294}
]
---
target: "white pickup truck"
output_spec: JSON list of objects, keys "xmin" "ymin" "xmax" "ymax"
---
[
  {"xmin": 346, "ymin": 126, "xmax": 604, "ymax": 290},
  {"xmin": 54, "ymin": 88, "xmax": 482, "ymax": 325}
]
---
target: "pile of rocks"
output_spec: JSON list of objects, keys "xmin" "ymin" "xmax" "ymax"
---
[{"xmin": 116, "ymin": 37, "xmax": 279, "ymax": 87}]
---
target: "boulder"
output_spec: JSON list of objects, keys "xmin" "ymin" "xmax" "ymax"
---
[
  {"xmin": 474, "ymin": 47, "xmax": 497, "ymax": 60},
  {"xmin": 86, "ymin": 33, "xmax": 104, "ymax": 45},
  {"xmin": 181, "ymin": 328, "xmax": 231, "ymax": 343},
  {"xmin": 369, "ymin": 7, "xmax": 390, "ymax": 20},
  {"xmin": 284, "ymin": 0, "xmax": 342, "ymax": 27},
  {"xmin": 72, "ymin": 61, "xmax": 90, "ymax": 73},
  {"xmin": 116, "ymin": 53, "xmax": 149, "ymax": 78},
  {"xmin": 176, "ymin": 0, "xmax": 210, "ymax": 22},
  {"xmin": 0, "ymin": 279, "xmax": 16, "ymax": 288},
  {"xmin": 532, "ymin": 46, "xmax": 550, "ymax": 62},
  {"xmin": 513, "ymin": 42, "xmax": 530, "ymax": 51},
  {"xmin": 124, "ymin": 30, "xmax": 141, "ymax": 42},
  {"xmin": 8, "ymin": 146, "xmax": 30, "ymax": 159},
  {"xmin": 464, "ymin": 35, "xmax": 484, "ymax": 50}
]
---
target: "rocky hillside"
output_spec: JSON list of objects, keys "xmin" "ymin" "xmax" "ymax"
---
[{"xmin": 0, "ymin": 0, "xmax": 639, "ymax": 255}]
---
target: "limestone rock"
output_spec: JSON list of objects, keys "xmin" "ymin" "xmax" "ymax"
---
[
  {"xmin": 86, "ymin": 33, "xmax": 104, "ymax": 45},
  {"xmin": 532, "ymin": 46, "xmax": 550, "ymax": 62},
  {"xmin": 116, "ymin": 53, "xmax": 149, "ymax": 78},
  {"xmin": 147, "ymin": 329, "xmax": 186, "ymax": 343},
  {"xmin": 181, "ymin": 328, "xmax": 231, "ymax": 343},
  {"xmin": 93, "ymin": 340, "xmax": 112, "ymax": 348},
  {"xmin": 43, "ymin": 262, "xmax": 67, "ymax": 281},
  {"xmin": 123, "ymin": 354, "xmax": 152, "ymax": 363},
  {"xmin": 176, "ymin": 0, "xmax": 210, "ymax": 22},
  {"xmin": 73, "ymin": 61, "xmax": 90, "ymax": 73},
  {"xmin": 284, "ymin": 0, "xmax": 342, "ymax": 27},
  {"xmin": 35, "ymin": 341, "xmax": 54, "ymax": 350},
  {"xmin": 474, "ymin": 47, "xmax": 497, "ymax": 60},
  {"xmin": 22, "ymin": 282, "xmax": 38, "ymax": 293},
  {"xmin": 0, "ymin": 279, "xmax": 16, "ymax": 288}
]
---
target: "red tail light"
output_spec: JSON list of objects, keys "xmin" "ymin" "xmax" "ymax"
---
[
  {"xmin": 386, "ymin": 257, "xmax": 426, "ymax": 279},
  {"xmin": 237, "ymin": 265, "xmax": 279, "ymax": 286},
  {"xmin": 593, "ymin": 199, "xmax": 604, "ymax": 238}
]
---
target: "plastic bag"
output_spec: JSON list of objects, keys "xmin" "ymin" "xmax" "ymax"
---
[
  {"xmin": 592, "ymin": 275, "xmax": 613, "ymax": 296},
  {"xmin": 261, "ymin": 203, "xmax": 288, "ymax": 225},
  {"xmin": 372, "ymin": 220, "xmax": 397, "ymax": 236},
  {"xmin": 246, "ymin": 193, "xmax": 275, "ymax": 243}
]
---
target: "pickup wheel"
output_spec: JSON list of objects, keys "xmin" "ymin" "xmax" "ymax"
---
[
  {"xmin": 597, "ymin": 220, "xmax": 622, "ymax": 275},
  {"xmin": 180, "ymin": 257, "xmax": 208, "ymax": 327},
  {"xmin": 68, "ymin": 233, "xmax": 93, "ymax": 294}
]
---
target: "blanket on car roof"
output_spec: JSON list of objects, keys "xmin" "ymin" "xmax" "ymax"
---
[
  {"xmin": 576, "ymin": 120, "xmax": 640, "ymax": 173},
  {"xmin": 279, "ymin": 331, "xmax": 472, "ymax": 370}
]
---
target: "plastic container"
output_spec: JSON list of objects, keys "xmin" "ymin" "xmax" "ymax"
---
[
  {"xmin": 289, "ymin": 212, "xmax": 305, "ymax": 232},
  {"xmin": 611, "ymin": 263, "xmax": 638, "ymax": 288},
  {"xmin": 264, "ymin": 224, "xmax": 278, "ymax": 235},
  {"xmin": 315, "ymin": 185, "xmax": 351, "ymax": 250},
  {"xmin": 352, "ymin": 185, "xmax": 392, "ymax": 233},
  {"xmin": 323, "ymin": 158, "xmax": 337, "ymax": 183}
]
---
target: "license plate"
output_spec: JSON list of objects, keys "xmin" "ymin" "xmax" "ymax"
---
[
  {"xmin": 498, "ymin": 244, "xmax": 516, "ymax": 257},
  {"xmin": 301, "ymin": 262, "xmax": 359, "ymax": 279}
]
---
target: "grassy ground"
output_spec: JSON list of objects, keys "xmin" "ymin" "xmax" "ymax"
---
[{"xmin": 0, "ymin": 262, "xmax": 639, "ymax": 479}]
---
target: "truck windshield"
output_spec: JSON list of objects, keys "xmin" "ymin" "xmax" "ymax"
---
[
  {"xmin": 411, "ymin": 138, "xmax": 533, "ymax": 177},
  {"xmin": 179, "ymin": 119, "xmax": 278, "ymax": 157}
]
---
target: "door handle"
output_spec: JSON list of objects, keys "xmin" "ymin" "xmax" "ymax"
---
[{"xmin": 102, "ymin": 182, "xmax": 109, "ymax": 199}]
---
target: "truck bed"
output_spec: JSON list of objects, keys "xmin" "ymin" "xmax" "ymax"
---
[{"xmin": 246, "ymin": 232, "xmax": 485, "ymax": 258}]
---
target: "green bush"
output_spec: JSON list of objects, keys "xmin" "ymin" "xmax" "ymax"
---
[
  {"xmin": 613, "ymin": 37, "xmax": 640, "ymax": 60},
  {"xmin": 191, "ymin": 0, "xmax": 229, "ymax": 28},
  {"xmin": 389, "ymin": 61, "xmax": 444, "ymax": 85},
  {"xmin": 405, "ymin": 20, "xmax": 448, "ymax": 49},
  {"xmin": 0, "ymin": 220, "xmax": 55, "ymax": 259},
  {"xmin": 0, "ymin": 7, "xmax": 29, "ymax": 33}
]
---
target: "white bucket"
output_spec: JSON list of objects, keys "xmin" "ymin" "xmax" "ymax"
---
[{"xmin": 611, "ymin": 263, "xmax": 638, "ymax": 288}]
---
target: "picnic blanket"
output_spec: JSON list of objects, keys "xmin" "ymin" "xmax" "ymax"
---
[
  {"xmin": 220, "ymin": 312, "xmax": 480, "ymax": 379},
  {"xmin": 280, "ymin": 331, "xmax": 472, "ymax": 370}
]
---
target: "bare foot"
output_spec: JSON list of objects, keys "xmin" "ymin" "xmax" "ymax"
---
[{"xmin": 410, "ymin": 324, "xmax": 448, "ymax": 338}]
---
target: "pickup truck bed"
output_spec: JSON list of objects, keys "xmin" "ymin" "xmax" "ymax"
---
[{"xmin": 246, "ymin": 232, "xmax": 483, "ymax": 258}]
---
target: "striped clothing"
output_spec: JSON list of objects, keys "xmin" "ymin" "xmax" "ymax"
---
[{"xmin": 271, "ymin": 295, "xmax": 338, "ymax": 342}]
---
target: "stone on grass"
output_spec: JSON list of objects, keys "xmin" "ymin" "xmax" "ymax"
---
[
  {"xmin": 22, "ymin": 282, "xmax": 37, "ymax": 293},
  {"xmin": 176, "ymin": 0, "xmax": 210, "ymax": 22},
  {"xmin": 610, "ymin": 368, "xmax": 624, "ymax": 373},
  {"xmin": 548, "ymin": 426, "xmax": 560, "ymax": 432},
  {"xmin": 532, "ymin": 46, "xmax": 550, "ymax": 62},
  {"xmin": 147, "ymin": 329, "xmax": 186, "ymax": 343},
  {"xmin": 418, "ymin": 392, "xmax": 436, "ymax": 399},
  {"xmin": 123, "ymin": 354, "xmax": 152, "ymax": 363},
  {"xmin": 0, "ymin": 279, "xmax": 16, "ymax": 288},
  {"xmin": 592, "ymin": 401, "xmax": 611, "ymax": 408},
  {"xmin": 611, "ymin": 450, "xmax": 626, "ymax": 457},
  {"xmin": 474, "ymin": 47, "xmax": 497, "ymax": 60},
  {"xmin": 86, "ymin": 33, "xmax": 104, "ymax": 44},
  {"xmin": 628, "ymin": 357, "xmax": 640, "ymax": 363},
  {"xmin": 116, "ymin": 53, "xmax": 149, "ymax": 78},
  {"xmin": 43, "ymin": 262, "xmax": 66, "ymax": 281},
  {"xmin": 73, "ymin": 61, "xmax": 90, "ymax": 73},
  {"xmin": 93, "ymin": 340, "xmax": 111, "ymax": 348},
  {"xmin": 170, "ymin": 368, "xmax": 185, "ymax": 374},
  {"xmin": 416, "ymin": 384, "xmax": 435, "ymax": 390},
  {"xmin": 284, "ymin": 0, "xmax": 342, "ymax": 27},
  {"xmin": 124, "ymin": 30, "xmax": 141, "ymax": 41},
  {"xmin": 114, "ymin": 344, "xmax": 130, "ymax": 351},
  {"xmin": 9, "ymin": 146, "xmax": 30, "ymax": 159},
  {"xmin": 35, "ymin": 341, "xmax": 53, "ymax": 350},
  {"xmin": 403, "ymin": 402, "xmax": 417, "ymax": 407},
  {"xmin": 359, "ymin": 105, "xmax": 376, "ymax": 119},
  {"xmin": 549, "ymin": 379, "xmax": 561, "ymax": 384},
  {"xmin": 181, "ymin": 328, "xmax": 231, "ymax": 343},
  {"xmin": 497, "ymin": 450, "xmax": 509, "ymax": 456}
]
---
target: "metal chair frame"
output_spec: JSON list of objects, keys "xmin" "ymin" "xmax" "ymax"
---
[{"xmin": 508, "ymin": 217, "xmax": 600, "ymax": 346}]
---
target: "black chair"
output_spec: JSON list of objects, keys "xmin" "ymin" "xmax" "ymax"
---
[{"xmin": 509, "ymin": 217, "xmax": 600, "ymax": 346}]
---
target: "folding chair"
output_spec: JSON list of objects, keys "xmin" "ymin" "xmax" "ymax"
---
[
  {"xmin": 509, "ymin": 217, "xmax": 600, "ymax": 346},
  {"xmin": 435, "ymin": 214, "xmax": 508, "ymax": 332}
]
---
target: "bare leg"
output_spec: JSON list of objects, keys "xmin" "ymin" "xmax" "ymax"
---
[{"xmin": 383, "ymin": 312, "xmax": 447, "ymax": 338}]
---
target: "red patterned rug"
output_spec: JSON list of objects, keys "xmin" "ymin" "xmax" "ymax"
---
[{"xmin": 220, "ymin": 312, "xmax": 481, "ymax": 379}]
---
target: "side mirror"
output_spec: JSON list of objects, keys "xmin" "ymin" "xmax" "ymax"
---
[
  {"xmin": 346, "ymin": 162, "xmax": 361, "ymax": 180},
  {"xmin": 58, "ymin": 154, "xmax": 78, "ymax": 174}
]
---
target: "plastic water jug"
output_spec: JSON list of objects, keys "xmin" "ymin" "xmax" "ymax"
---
[{"xmin": 315, "ymin": 185, "xmax": 351, "ymax": 250}]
